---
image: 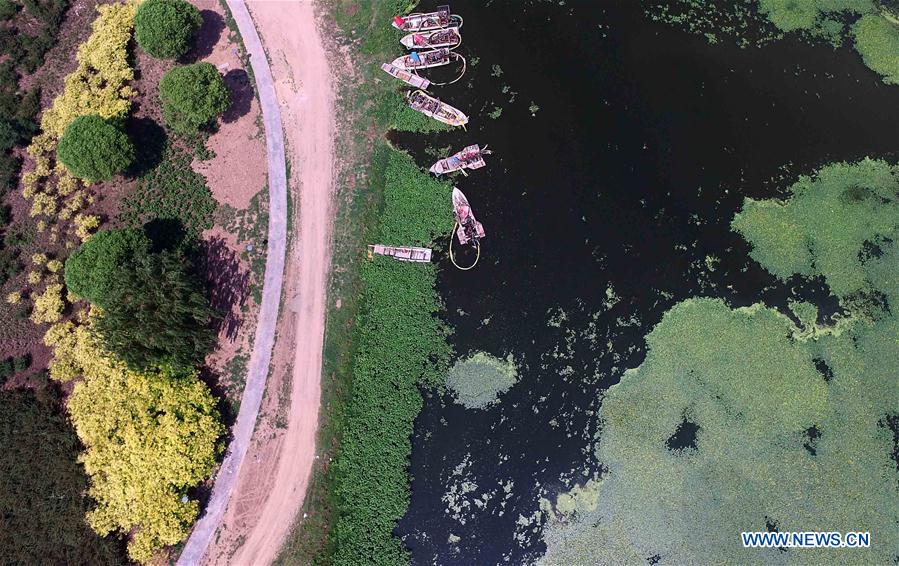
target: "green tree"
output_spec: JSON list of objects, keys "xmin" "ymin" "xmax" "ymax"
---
[
  {"xmin": 134, "ymin": 0, "xmax": 202, "ymax": 60},
  {"xmin": 56, "ymin": 115, "xmax": 134, "ymax": 182},
  {"xmin": 94, "ymin": 248, "xmax": 217, "ymax": 370},
  {"xmin": 64, "ymin": 228, "xmax": 151, "ymax": 306},
  {"xmin": 159, "ymin": 63, "xmax": 230, "ymax": 134}
]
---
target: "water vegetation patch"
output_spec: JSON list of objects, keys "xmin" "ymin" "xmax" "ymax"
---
[
  {"xmin": 447, "ymin": 351, "xmax": 519, "ymax": 409},
  {"xmin": 645, "ymin": 0, "xmax": 899, "ymax": 83},
  {"xmin": 329, "ymin": 148, "xmax": 454, "ymax": 564},
  {"xmin": 540, "ymin": 159, "xmax": 899, "ymax": 564}
]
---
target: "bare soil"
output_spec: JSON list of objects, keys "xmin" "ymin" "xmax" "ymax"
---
[{"xmin": 203, "ymin": 1, "xmax": 336, "ymax": 563}]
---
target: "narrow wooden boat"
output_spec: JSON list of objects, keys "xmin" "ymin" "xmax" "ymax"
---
[
  {"xmin": 430, "ymin": 144, "xmax": 491, "ymax": 175},
  {"xmin": 407, "ymin": 89, "xmax": 468, "ymax": 127},
  {"xmin": 380, "ymin": 63, "xmax": 430, "ymax": 89},
  {"xmin": 452, "ymin": 187, "xmax": 485, "ymax": 246},
  {"xmin": 392, "ymin": 6, "xmax": 462, "ymax": 32},
  {"xmin": 367, "ymin": 244, "xmax": 432, "ymax": 263},
  {"xmin": 400, "ymin": 27, "xmax": 462, "ymax": 50},
  {"xmin": 391, "ymin": 48, "xmax": 453, "ymax": 71}
]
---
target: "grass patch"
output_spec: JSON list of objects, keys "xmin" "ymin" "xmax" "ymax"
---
[{"xmin": 122, "ymin": 142, "xmax": 217, "ymax": 236}]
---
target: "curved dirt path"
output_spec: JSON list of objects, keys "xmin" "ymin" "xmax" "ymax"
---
[
  {"xmin": 177, "ymin": 0, "xmax": 288, "ymax": 563},
  {"xmin": 228, "ymin": 0, "xmax": 333, "ymax": 563},
  {"xmin": 179, "ymin": 0, "xmax": 333, "ymax": 564}
]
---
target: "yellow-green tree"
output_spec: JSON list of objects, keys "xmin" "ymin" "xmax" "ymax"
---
[{"xmin": 60, "ymin": 314, "xmax": 223, "ymax": 562}]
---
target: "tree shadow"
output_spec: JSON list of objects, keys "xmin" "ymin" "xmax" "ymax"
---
[
  {"xmin": 143, "ymin": 218, "xmax": 188, "ymax": 253},
  {"xmin": 202, "ymin": 236, "xmax": 250, "ymax": 342},
  {"xmin": 222, "ymin": 68, "xmax": 254, "ymax": 124},
  {"xmin": 186, "ymin": 10, "xmax": 226, "ymax": 62},
  {"xmin": 125, "ymin": 116, "xmax": 166, "ymax": 176}
]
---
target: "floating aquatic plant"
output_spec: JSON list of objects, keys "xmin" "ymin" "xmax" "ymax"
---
[
  {"xmin": 540, "ymin": 159, "xmax": 899, "ymax": 565},
  {"xmin": 446, "ymin": 352, "xmax": 518, "ymax": 409}
]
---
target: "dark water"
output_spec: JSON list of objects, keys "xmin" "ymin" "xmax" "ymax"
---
[{"xmin": 392, "ymin": 2, "xmax": 899, "ymax": 564}]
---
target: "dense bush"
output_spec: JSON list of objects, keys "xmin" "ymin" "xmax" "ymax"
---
[
  {"xmin": 0, "ymin": 0, "xmax": 17, "ymax": 20},
  {"xmin": 44, "ymin": 316, "xmax": 223, "ymax": 562},
  {"xmin": 330, "ymin": 148, "xmax": 453, "ymax": 564},
  {"xmin": 64, "ymin": 228, "xmax": 151, "ymax": 305},
  {"xmin": 0, "ymin": 389, "xmax": 127, "ymax": 564},
  {"xmin": 56, "ymin": 115, "xmax": 134, "ymax": 182},
  {"xmin": 0, "ymin": 354, "xmax": 31, "ymax": 381},
  {"xmin": 0, "ymin": 0, "xmax": 67, "ymax": 73},
  {"xmin": 37, "ymin": 1, "xmax": 136, "ymax": 140},
  {"xmin": 135, "ymin": 0, "xmax": 202, "ymax": 59},
  {"xmin": 93, "ymin": 248, "xmax": 217, "ymax": 371},
  {"xmin": 159, "ymin": 62, "xmax": 230, "ymax": 134}
]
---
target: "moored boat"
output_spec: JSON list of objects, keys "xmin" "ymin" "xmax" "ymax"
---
[
  {"xmin": 400, "ymin": 27, "xmax": 462, "ymax": 49},
  {"xmin": 391, "ymin": 48, "xmax": 453, "ymax": 71},
  {"xmin": 430, "ymin": 144, "xmax": 491, "ymax": 175},
  {"xmin": 367, "ymin": 244, "xmax": 432, "ymax": 263},
  {"xmin": 452, "ymin": 187, "xmax": 485, "ymax": 246},
  {"xmin": 380, "ymin": 63, "xmax": 431, "ymax": 89},
  {"xmin": 392, "ymin": 5, "xmax": 462, "ymax": 32},
  {"xmin": 407, "ymin": 89, "xmax": 468, "ymax": 127}
]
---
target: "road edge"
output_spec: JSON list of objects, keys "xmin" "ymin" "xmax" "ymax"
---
[{"xmin": 177, "ymin": 0, "xmax": 288, "ymax": 563}]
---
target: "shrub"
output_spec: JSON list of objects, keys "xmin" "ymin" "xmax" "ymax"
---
[
  {"xmin": 0, "ymin": 0, "xmax": 17, "ymax": 21},
  {"xmin": 0, "ymin": 358, "xmax": 12, "ymax": 380},
  {"xmin": 159, "ymin": 63, "xmax": 230, "ymax": 134},
  {"xmin": 853, "ymin": 14, "xmax": 899, "ymax": 85},
  {"xmin": 13, "ymin": 353, "xmax": 30, "ymax": 372},
  {"xmin": 38, "ymin": 2, "xmax": 136, "ymax": 140},
  {"xmin": 66, "ymin": 358, "xmax": 222, "ymax": 562},
  {"xmin": 30, "ymin": 283, "xmax": 64, "ymax": 324},
  {"xmin": 134, "ymin": 0, "xmax": 202, "ymax": 59},
  {"xmin": 64, "ymin": 228, "xmax": 150, "ymax": 306},
  {"xmin": 74, "ymin": 214, "xmax": 99, "ymax": 241},
  {"xmin": 57, "ymin": 115, "xmax": 134, "ymax": 182},
  {"xmin": 6, "ymin": 291, "xmax": 21, "ymax": 304}
]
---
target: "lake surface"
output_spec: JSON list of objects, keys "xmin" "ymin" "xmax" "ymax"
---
[{"xmin": 391, "ymin": 1, "xmax": 899, "ymax": 563}]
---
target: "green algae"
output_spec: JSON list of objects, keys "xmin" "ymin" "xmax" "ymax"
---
[
  {"xmin": 446, "ymin": 352, "xmax": 518, "ymax": 409},
  {"xmin": 540, "ymin": 159, "xmax": 899, "ymax": 564},
  {"xmin": 732, "ymin": 159, "xmax": 898, "ymax": 302},
  {"xmin": 645, "ymin": 0, "xmax": 899, "ymax": 84},
  {"xmin": 853, "ymin": 14, "xmax": 899, "ymax": 85}
]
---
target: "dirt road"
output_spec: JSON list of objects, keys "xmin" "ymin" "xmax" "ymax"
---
[
  {"xmin": 228, "ymin": 1, "xmax": 333, "ymax": 563},
  {"xmin": 178, "ymin": 0, "xmax": 333, "ymax": 564}
]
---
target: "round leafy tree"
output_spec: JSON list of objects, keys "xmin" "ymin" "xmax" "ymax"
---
[
  {"xmin": 57, "ymin": 115, "xmax": 134, "ymax": 182},
  {"xmin": 64, "ymin": 228, "xmax": 151, "ymax": 307},
  {"xmin": 159, "ymin": 63, "xmax": 230, "ymax": 134},
  {"xmin": 134, "ymin": 0, "xmax": 202, "ymax": 59}
]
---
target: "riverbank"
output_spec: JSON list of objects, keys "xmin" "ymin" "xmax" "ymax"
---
[{"xmin": 274, "ymin": 1, "xmax": 456, "ymax": 563}]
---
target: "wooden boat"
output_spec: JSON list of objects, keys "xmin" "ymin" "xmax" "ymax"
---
[
  {"xmin": 430, "ymin": 144, "xmax": 491, "ymax": 175},
  {"xmin": 391, "ymin": 48, "xmax": 453, "ymax": 71},
  {"xmin": 407, "ymin": 90, "xmax": 468, "ymax": 127},
  {"xmin": 400, "ymin": 27, "xmax": 462, "ymax": 50},
  {"xmin": 392, "ymin": 5, "xmax": 462, "ymax": 32},
  {"xmin": 452, "ymin": 187, "xmax": 485, "ymax": 246},
  {"xmin": 380, "ymin": 63, "xmax": 430, "ymax": 89},
  {"xmin": 367, "ymin": 244, "xmax": 432, "ymax": 263}
]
